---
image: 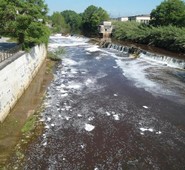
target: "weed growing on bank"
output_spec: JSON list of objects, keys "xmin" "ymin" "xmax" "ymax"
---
[{"xmin": 47, "ymin": 47, "xmax": 65, "ymax": 61}]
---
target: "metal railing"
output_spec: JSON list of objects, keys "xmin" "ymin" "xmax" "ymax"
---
[{"xmin": 0, "ymin": 44, "xmax": 22, "ymax": 63}]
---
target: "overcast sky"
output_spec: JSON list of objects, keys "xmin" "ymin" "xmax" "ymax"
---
[{"xmin": 45, "ymin": 0, "xmax": 163, "ymax": 17}]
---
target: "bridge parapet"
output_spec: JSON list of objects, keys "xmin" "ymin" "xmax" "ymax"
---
[{"xmin": 0, "ymin": 44, "xmax": 22, "ymax": 63}]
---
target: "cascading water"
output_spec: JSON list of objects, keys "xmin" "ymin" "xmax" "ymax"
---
[
  {"xmin": 103, "ymin": 42, "xmax": 185, "ymax": 69},
  {"xmin": 140, "ymin": 52, "xmax": 185, "ymax": 69}
]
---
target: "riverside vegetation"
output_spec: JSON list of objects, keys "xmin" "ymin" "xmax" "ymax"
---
[
  {"xmin": 112, "ymin": 22, "xmax": 185, "ymax": 53},
  {"xmin": 112, "ymin": 0, "xmax": 185, "ymax": 54},
  {"xmin": 50, "ymin": 0, "xmax": 185, "ymax": 54}
]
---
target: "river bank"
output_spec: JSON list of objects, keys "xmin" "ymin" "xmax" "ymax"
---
[
  {"xmin": 0, "ymin": 58, "xmax": 57, "ymax": 168},
  {"xmin": 2, "ymin": 35, "xmax": 185, "ymax": 169}
]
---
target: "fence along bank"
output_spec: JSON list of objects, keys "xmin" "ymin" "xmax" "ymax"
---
[{"xmin": 0, "ymin": 44, "xmax": 47, "ymax": 122}]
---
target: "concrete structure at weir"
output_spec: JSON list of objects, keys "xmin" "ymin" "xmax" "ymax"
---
[
  {"xmin": 0, "ymin": 44, "xmax": 47, "ymax": 122},
  {"xmin": 98, "ymin": 21, "xmax": 113, "ymax": 38}
]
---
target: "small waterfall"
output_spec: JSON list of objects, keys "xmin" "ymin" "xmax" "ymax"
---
[
  {"xmin": 140, "ymin": 53, "xmax": 185, "ymax": 69},
  {"xmin": 103, "ymin": 42, "xmax": 130, "ymax": 56},
  {"xmin": 101, "ymin": 42, "xmax": 185, "ymax": 69}
]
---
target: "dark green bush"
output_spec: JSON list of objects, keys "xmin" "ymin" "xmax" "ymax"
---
[{"xmin": 112, "ymin": 21, "xmax": 185, "ymax": 53}]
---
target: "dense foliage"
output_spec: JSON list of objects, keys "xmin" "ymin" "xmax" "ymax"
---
[
  {"xmin": 150, "ymin": 0, "xmax": 185, "ymax": 27},
  {"xmin": 112, "ymin": 21, "xmax": 185, "ymax": 52},
  {"xmin": 51, "ymin": 12, "xmax": 69, "ymax": 34},
  {"xmin": 0, "ymin": 0, "xmax": 50, "ymax": 49},
  {"xmin": 49, "ymin": 5, "xmax": 109, "ymax": 36},
  {"xmin": 82, "ymin": 5, "xmax": 109, "ymax": 36},
  {"xmin": 61, "ymin": 10, "xmax": 82, "ymax": 34},
  {"xmin": 112, "ymin": 0, "xmax": 185, "ymax": 53}
]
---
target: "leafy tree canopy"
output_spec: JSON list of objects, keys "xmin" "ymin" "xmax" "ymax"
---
[
  {"xmin": 82, "ymin": 5, "xmax": 109, "ymax": 36},
  {"xmin": 150, "ymin": 0, "xmax": 185, "ymax": 27},
  {"xmin": 61, "ymin": 10, "xmax": 82, "ymax": 34},
  {"xmin": 0, "ymin": 0, "xmax": 50, "ymax": 49},
  {"xmin": 51, "ymin": 12, "xmax": 69, "ymax": 34}
]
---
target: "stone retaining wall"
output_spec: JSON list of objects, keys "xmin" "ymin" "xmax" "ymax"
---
[{"xmin": 0, "ymin": 44, "xmax": 47, "ymax": 122}]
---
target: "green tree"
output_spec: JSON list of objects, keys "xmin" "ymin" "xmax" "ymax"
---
[
  {"xmin": 0, "ymin": 0, "xmax": 50, "ymax": 49},
  {"xmin": 61, "ymin": 10, "xmax": 82, "ymax": 34},
  {"xmin": 82, "ymin": 5, "xmax": 109, "ymax": 36},
  {"xmin": 150, "ymin": 0, "xmax": 185, "ymax": 27},
  {"xmin": 51, "ymin": 12, "xmax": 69, "ymax": 34}
]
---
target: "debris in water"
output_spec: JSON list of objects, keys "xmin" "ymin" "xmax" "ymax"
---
[
  {"xmin": 43, "ymin": 142, "xmax": 47, "ymax": 146},
  {"xmin": 88, "ymin": 117, "xmax": 94, "ymax": 121},
  {"xmin": 61, "ymin": 93, "xmax": 68, "ymax": 97},
  {"xmin": 65, "ymin": 116, "xmax": 71, "ymax": 120},
  {"xmin": 85, "ymin": 123, "xmax": 95, "ymax": 132},
  {"xmin": 143, "ymin": 106, "xmax": 149, "ymax": 109},
  {"xmin": 113, "ymin": 114, "xmax": 120, "ymax": 120},
  {"xmin": 106, "ymin": 111, "xmax": 111, "ymax": 116},
  {"xmin": 80, "ymin": 144, "xmax": 85, "ymax": 149},
  {"xmin": 156, "ymin": 131, "xmax": 162, "ymax": 134},
  {"xmin": 140, "ymin": 127, "xmax": 154, "ymax": 132},
  {"xmin": 114, "ymin": 94, "xmax": 118, "ymax": 97},
  {"xmin": 77, "ymin": 114, "xmax": 83, "ymax": 117},
  {"xmin": 47, "ymin": 117, "xmax": 51, "ymax": 122},
  {"xmin": 45, "ymin": 125, "xmax": 50, "ymax": 129}
]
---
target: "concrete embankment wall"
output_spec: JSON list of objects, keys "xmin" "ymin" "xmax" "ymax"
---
[{"xmin": 0, "ymin": 44, "xmax": 47, "ymax": 122}]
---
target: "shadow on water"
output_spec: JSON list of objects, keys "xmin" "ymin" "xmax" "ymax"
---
[{"xmin": 0, "ymin": 60, "xmax": 54, "ymax": 167}]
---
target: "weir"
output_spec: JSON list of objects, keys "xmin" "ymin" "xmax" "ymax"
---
[{"xmin": 101, "ymin": 41, "xmax": 185, "ymax": 69}]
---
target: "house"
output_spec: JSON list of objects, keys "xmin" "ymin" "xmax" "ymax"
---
[
  {"xmin": 118, "ymin": 15, "xmax": 151, "ymax": 24},
  {"xmin": 128, "ymin": 15, "xmax": 150, "ymax": 24},
  {"xmin": 118, "ymin": 17, "xmax": 129, "ymax": 22}
]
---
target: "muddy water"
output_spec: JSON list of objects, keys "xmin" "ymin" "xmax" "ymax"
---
[
  {"xmin": 0, "ymin": 60, "xmax": 54, "ymax": 167},
  {"xmin": 8, "ymin": 36, "xmax": 185, "ymax": 169}
]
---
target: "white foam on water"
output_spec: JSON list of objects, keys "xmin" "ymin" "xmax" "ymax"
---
[
  {"xmin": 96, "ymin": 56, "xmax": 102, "ymax": 60},
  {"xmin": 62, "ymin": 58, "xmax": 78, "ymax": 66},
  {"xmin": 59, "ymin": 89, "xmax": 68, "ymax": 94},
  {"xmin": 113, "ymin": 114, "xmax": 120, "ymax": 120},
  {"xmin": 61, "ymin": 93, "xmax": 68, "ymax": 97},
  {"xmin": 47, "ymin": 117, "xmax": 51, "ymax": 122},
  {"xmin": 105, "ymin": 111, "xmax": 111, "ymax": 116},
  {"xmin": 43, "ymin": 142, "xmax": 47, "ymax": 146},
  {"xmin": 143, "ymin": 106, "xmax": 149, "ymax": 109},
  {"xmin": 45, "ymin": 125, "xmax": 50, "ymax": 129},
  {"xmin": 65, "ymin": 116, "xmax": 71, "ymax": 121},
  {"xmin": 88, "ymin": 117, "xmax": 94, "ymax": 121},
  {"xmin": 85, "ymin": 123, "xmax": 95, "ymax": 132},
  {"xmin": 66, "ymin": 83, "xmax": 82, "ymax": 90},
  {"xmin": 65, "ymin": 106, "xmax": 72, "ymax": 111},
  {"xmin": 49, "ymin": 35, "xmax": 88, "ymax": 49},
  {"xmin": 140, "ymin": 127, "xmax": 154, "ymax": 132},
  {"xmin": 85, "ymin": 78, "xmax": 94, "ymax": 86},
  {"xmin": 85, "ymin": 45, "xmax": 100, "ymax": 52},
  {"xmin": 86, "ymin": 52, "xmax": 91, "ymax": 55},
  {"xmin": 156, "ymin": 131, "xmax": 162, "ymax": 135},
  {"xmin": 77, "ymin": 114, "xmax": 83, "ymax": 117},
  {"xmin": 116, "ymin": 58, "xmax": 157, "ymax": 89},
  {"xmin": 81, "ymin": 144, "xmax": 85, "ymax": 149}
]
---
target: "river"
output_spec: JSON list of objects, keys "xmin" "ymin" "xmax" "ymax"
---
[{"xmin": 15, "ymin": 35, "xmax": 185, "ymax": 169}]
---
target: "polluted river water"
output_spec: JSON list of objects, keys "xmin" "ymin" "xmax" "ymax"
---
[{"xmin": 5, "ymin": 35, "xmax": 185, "ymax": 169}]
